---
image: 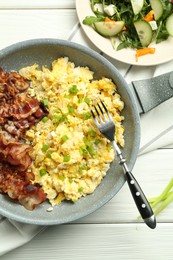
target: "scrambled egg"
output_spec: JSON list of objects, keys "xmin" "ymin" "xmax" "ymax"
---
[{"xmin": 19, "ymin": 57, "xmax": 124, "ymax": 206}]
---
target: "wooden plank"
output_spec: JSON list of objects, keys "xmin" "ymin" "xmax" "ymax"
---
[
  {"xmin": 0, "ymin": 10, "xmax": 78, "ymax": 50},
  {"xmin": 0, "ymin": 0, "xmax": 75, "ymax": 9},
  {"xmin": 1, "ymin": 223, "xmax": 173, "ymax": 260}
]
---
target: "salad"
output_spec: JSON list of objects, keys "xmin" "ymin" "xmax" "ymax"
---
[{"xmin": 83, "ymin": 0, "xmax": 173, "ymax": 61}]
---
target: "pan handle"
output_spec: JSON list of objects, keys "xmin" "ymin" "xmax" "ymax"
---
[{"xmin": 128, "ymin": 71, "xmax": 173, "ymax": 114}]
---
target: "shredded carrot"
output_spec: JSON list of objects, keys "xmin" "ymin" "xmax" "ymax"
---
[
  {"xmin": 135, "ymin": 48, "xmax": 156, "ymax": 62},
  {"xmin": 122, "ymin": 26, "xmax": 127, "ymax": 31},
  {"xmin": 105, "ymin": 17, "xmax": 112, "ymax": 22},
  {"xmin": 143, "ymin": 10, "xmax": 154, "ymax": 22}
]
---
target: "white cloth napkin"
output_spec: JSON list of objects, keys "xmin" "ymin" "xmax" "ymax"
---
[
  {"xmin": 0, "ymin": 217, "xmax": 45, "ymax": 255},
  {"xmin": 0, "ymin": 60, "xmax": 172, "ymax": 257}
]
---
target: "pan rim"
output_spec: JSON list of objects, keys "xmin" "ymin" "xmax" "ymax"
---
[{"xmin": 0, "ymin": 38, "xmax": 140, "ymax": 225}]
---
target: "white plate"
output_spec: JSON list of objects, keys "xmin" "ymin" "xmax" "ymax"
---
[{"xmin": 76, "ymin": 0, "xmax": 173, "ymax": 66}]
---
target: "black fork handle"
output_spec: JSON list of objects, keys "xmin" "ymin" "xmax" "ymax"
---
[
  {"xmin": 112, "ymin": 140, "xmax": 156, "ymax": 229},
  {"xmin": 125, "ymin": 171, "xmax": 156, "ymax": 229}
]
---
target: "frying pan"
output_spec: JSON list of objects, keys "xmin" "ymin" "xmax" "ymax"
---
[{"xmin": 0, "ymin": 38, "xmax": 142, "ymax": 224}]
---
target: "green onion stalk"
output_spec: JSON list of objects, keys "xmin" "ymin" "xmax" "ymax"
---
[
  {"xmin": 138, "ymin": 178, "xmax": 173, "ymax": 218},
  {"xmin": 148, "ymin": 178, "xmax": 173, "ymax": 216}
]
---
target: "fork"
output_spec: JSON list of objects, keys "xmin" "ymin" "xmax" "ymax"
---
[{"xmin": 91, "ymin": 100, "xmax": 156, "ymax": 229}]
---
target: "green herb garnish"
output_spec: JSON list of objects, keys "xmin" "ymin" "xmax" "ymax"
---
[
  {"xmin": 42, "ymin": 116, "xmax": 49, "ymax": 123},
  {"xmin": 63, "ymin": 155, "xmax": 71, "ymax": 162},
  {"xmin": 59, "ymin": 175, "xmax": 65, "ymax": 181},
  {"xmin": 41, "ymin": 99, "xmax": 49, "ymax": 106},
  {"xmin": 67, "ymin": 104, "xmax": 75, "ymax": 114},
  {"xmin": 82, "ymin": 112, "xmax": 91, "ymax": 120},
  {"xmin": 53, "ymin": 114, "xmax": 66, "ymax": 123},
  {"xmin": 94, "ymin": 139, "xmax": 101, "ymax": 145},
  {"xmin": 40, "ymin": 169, "xmax": 47, "ymax": 176},
  {"xmin": 69, "ymin": 178, "xmax": 74, "ymax": 183},
  {"xmin": 78, "ymin": 98, "xmax": 83, "ymax": 103},
  {"xmin": 61, "ymin": 135, "xmax": 69, "ymax": 142},
  {"xmin": 42, "ymin": 144, "xmax": 50, "ymax": 152},
  {"xmin": 84, "ymin": 97, "xmax": 91, "ymax": 104},
  {"xmin": 69, "ymin": 85, "xmax": 78, "ymax": 95},
  {"xmin": 46, "ymin": 152, "xmax": 52, "ymax": 158},
  {"xmin": 78, "ymin": 187, "xmax": 84, "ymax": 193},
  {"xmin": 88, "ymin": 129, "xmax": 96, "ymax": 138},
  {"xmin": 79, "ymin": 164, "xmax": 87, "ymax": 171}
]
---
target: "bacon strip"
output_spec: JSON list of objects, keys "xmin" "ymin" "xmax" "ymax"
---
[
  {"xmin": 0, "ymin": 68, "xmax": 47, "ymax": 210},
  {"xmin": 0, "ymin": 92, "xmax": 46, "ymax": 137},
  {"xmin": 0, "ymin": 68, "xmax": 29, "ymax": 101},
  {"xmin": 9, "ymin": 93, "xmax": 42, "ymax": 119},
  {"xmin": 0, "ymin": 163, "xmax": 46, "ymax": 210},
  {"xmin": 0, "ymin": 133, "xmax": 32, "ymax": 172}
]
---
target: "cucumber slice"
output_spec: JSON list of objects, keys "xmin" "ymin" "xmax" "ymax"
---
[
  {"xmin": 134, "ymin": 20, "xmax": 153, "ymax": 47},
  {"xmin": 94, "ymin": 21, "xmax": 125, "ymax": 37},
  {"xmin": 166, "ymin": 13, "xmax": 173, "ymax": 37},
  {"xmin": 149, "ymin": 0, "xmax": 164, "ymax": 20},
  {"xmin": 130, "ymin": 0, "xmax": 144, "ymax": 15}
]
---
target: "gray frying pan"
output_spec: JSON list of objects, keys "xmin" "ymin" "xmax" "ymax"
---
[{"xmin": 0, "ymin": 39, "xmax": 172, "ymax": 225}]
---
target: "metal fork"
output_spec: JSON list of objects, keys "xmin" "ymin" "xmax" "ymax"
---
[{"xmin": 91, "ymin": 100, "xmax": 156, "ymax": 229}]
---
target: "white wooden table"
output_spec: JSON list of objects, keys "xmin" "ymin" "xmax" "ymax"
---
[{"xmin": 0, "ymin": 1, "xmax": 173, "ymax": 259}]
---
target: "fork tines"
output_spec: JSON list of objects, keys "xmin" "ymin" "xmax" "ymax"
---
[{"xmin": 90, "ymin": 99, "xmax": 111, "ymax": 123}]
